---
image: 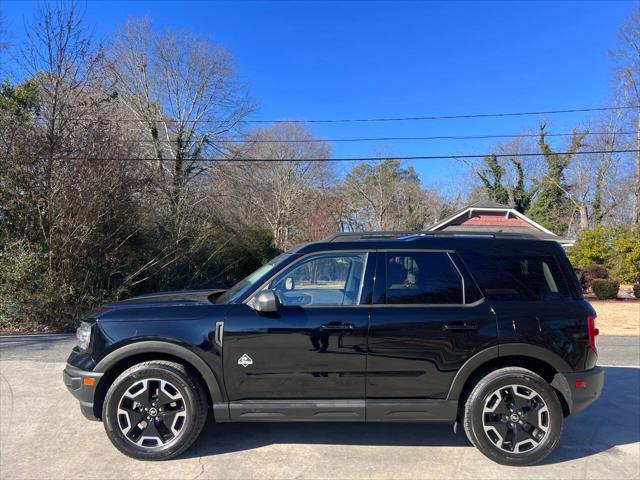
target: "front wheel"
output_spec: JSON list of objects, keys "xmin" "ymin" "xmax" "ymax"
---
[
  {"xmin": 463, "ymin": 367, "xmax": 563, "ymax": 466},
  {"xmin": 102, "ymin": 360, "xmax": 208, "ymax": 460}
]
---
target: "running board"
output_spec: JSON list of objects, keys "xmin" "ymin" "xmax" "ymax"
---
[
  {"xmin": 229, "ymin": 400, "xmax": 365, "ymax": 421},
  {"xmin": 366, "ymin": 399, "xmax": 458, "ymax": 422},
  {"xmin": 218, "ymin": 399, "xmax": 457, "ymax": 422}
]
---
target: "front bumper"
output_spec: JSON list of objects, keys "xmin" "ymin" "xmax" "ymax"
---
[
  {"xmin": 564, "ymin": 366, "xmax": 605, "ymax": 414},
  {"xmin": 63, "ymin": 364, "xmax": 103, "ymax": 421}
]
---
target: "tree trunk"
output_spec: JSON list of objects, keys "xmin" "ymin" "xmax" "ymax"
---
[
  {"xmin": 593, "ymin": 155, "xmax": 607, "ymax": 226},
  {"xmin": 633, "ymin": 109, "xmax": 640, "ymax": 225},
  {"xmin": 172, "ymin": 158, "xmax": 183, "ymax": 217},
  {"xmin": 578, "ymin": 204, "xmax": 589, "ymax": 231},
  {"xmin": 592, "ymin": 186, "xmax": 603, "ymax": 226}
]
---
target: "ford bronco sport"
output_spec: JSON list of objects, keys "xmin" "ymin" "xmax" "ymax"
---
[{"xmin": 63, "ymin": 231, "xmax": 603, "ymax": 466}]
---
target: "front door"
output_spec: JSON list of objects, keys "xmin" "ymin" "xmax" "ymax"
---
[
  {"xmin": 366, "ymin": 250, "xmax": 498, "ymax": 418},
  {"xmin": 223, "ymin": 251, "xmax": 374, "ymax": 420}
]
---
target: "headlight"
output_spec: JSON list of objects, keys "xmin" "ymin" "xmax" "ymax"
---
[{"xmin": 76, "ymin": 321, "xmax": 93, "ymax": 351}]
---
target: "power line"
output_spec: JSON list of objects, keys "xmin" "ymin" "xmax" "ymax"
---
[
  {"xmin": 67, "ymin": 105, "xmax": 638, "ymax": 124},
  {"xmin": 109, "ymin": 131, "xmax": 638, "ymax": 144},
  {"xmin": 249, "ymin": 105, "xmax": 639, "ymax": 124},
  {"xmin": 66, "ymin": 148, "xmax": 640, "ymax": 163}
]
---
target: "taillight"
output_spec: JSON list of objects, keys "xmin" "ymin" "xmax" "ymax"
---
[{"xmin": 587, "ymin": 314, "xmax": 599, "ymax": 350}]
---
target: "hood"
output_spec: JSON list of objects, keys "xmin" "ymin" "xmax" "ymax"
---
[
  {"xmin": 85, "ymin": 289, "xmax": 228, "ymax": 323},
  {"xmin": 102, "ymin": 289, "xmax": 226, "ymax": 308}
]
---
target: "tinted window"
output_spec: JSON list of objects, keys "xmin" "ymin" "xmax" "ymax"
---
[
  {"xmin": 384, "ymin": 252, "xmax": 463, "ymax": 304},
  {"xmin": 450, "ymin": 253, "xmax": 484, "ymax": 304},
  {"xmin": 462, "ymin": 253, "xmax": 571, "ymax": 301},
  {"xmin": 271, "ymin": 253, "xmax": 367, "ymax": 306}
]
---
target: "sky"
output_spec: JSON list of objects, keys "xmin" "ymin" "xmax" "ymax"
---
[{"xmin": 1, "ymin": 0, "xmax": 636, "ymax": 195}]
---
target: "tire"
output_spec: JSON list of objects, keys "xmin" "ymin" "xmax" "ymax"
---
[
  {"xmin": 102, "ymin": 360, "xmax": 208, "ymax": 460},
  {"xmin": 463, "ymin": 367, "xmax": 563, "ymax": 466}
]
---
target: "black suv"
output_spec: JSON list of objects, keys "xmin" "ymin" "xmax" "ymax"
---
[{"xmin": 64, "ymin": 232, "xmax": 603, "ymax": 466}]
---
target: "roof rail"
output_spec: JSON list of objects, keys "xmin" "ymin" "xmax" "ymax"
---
[
  {"xmin": 322, "ymin": 231, "xmax": 415, "ymax": 242},
  {"xmin": 322, "ymin": 230, "xmax": 540, "ymax": 242}
]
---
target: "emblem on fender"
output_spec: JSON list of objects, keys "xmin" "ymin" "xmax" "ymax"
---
[{"xmin": 238, "ymin": 354, "xmax": 253, "ymax": 367}]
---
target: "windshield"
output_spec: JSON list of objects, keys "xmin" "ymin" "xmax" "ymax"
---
[{"xmin": 215, "ymin": 253, "xmax": 292, "ymax": 304}]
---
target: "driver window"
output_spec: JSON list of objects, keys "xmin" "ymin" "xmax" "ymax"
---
[{"xmin": 270, "ymin": 253, "xmax": 367, "ymax": 306}]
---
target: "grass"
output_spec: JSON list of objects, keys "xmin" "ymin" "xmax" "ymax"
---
[{"xmin": 589, "ymin": 300, "xmax": 640, "ymax": 336}]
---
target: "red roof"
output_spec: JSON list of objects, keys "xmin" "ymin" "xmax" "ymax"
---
[{"xmin": 446, "ymin": 212, "xmax": 531, "ymax": 228}]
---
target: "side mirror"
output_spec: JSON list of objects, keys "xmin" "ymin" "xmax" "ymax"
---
[{"xmin": 253, "ymin": 289, "xmax": 280, "ymax": 313}]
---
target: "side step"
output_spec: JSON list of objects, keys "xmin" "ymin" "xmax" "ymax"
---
[{"xmin": 220, "ymin": 399, "xmax": 458, "ymax": 422}]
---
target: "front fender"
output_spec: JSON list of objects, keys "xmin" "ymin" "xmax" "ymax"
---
[{"xmin": 94, "ymin": 340, "xmax": 228, "ymax": 419}]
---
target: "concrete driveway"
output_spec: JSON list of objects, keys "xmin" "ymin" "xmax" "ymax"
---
[{"xmin": 0, "ymin": 334, "xmax": 638, "ymax": 479}]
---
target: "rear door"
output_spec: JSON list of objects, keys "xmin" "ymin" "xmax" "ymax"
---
[
  {"xmin": 461, "ymin": 250, "xmax": 593, "ymax": 369},
  {"xmin": 366, "ymin": 250, "xmax": 497, "ymax": 416}
]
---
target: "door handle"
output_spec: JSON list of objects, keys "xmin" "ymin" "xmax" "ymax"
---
[
  {"xmin": 320, "ymin": 323, "xmax": 355, "ymax": 331},
  {"xmin": 442, "ymin": 322, "xmax": 477, "ymax": 331},
  {"xmin": 214, "ymin": 321, "xmax": 224, "ymax": 347}
]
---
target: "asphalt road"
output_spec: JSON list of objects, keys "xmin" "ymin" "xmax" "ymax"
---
[{"xmin": 0, "ymin": 334, "xmax": 638, "ymax": 480}]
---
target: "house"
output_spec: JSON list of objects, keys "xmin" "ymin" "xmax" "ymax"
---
[{"xmin": 428, "ymin": 201, "xmax": 574, "ymax": 247}]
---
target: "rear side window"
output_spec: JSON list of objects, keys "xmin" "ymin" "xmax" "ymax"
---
[
  {"xmin": 384, "ymin": 252, "xmax": 463, "ymax": 304},
  {"xmin": 462, "ymin": 253, "xmax": 571, "ymax": 301},
  {"xmin": 558, "ymin": 255, "xmax": 583, "ymax": 297},
  {"xmin": 450, "ymin": 253, "xmax": 484, "ymax": 304}
]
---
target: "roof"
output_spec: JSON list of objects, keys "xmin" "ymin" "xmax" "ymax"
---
[
  {"xmin": 428, "ymin": 201, "xmax": 561, "ymax": 238},
  {"xmin": 437, "ymin": 224, "xmax": 575, "ymax": 246},
  {"xmin": 465, "ymin": 200, "xmax": 513, "ymax": 209},
  {"xmin": 292, "ymin": 230, "xmax": 567, "ymax": 255},
  {"xmin": 307, "ymin": 203, "xmax": 578, "ymax": 252}
]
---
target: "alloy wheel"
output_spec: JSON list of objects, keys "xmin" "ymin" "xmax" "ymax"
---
[
  {"xmin": 481, "ymin": 384, "xmax": 550, "ymax": 454},
  {"xmin": 117, "ymin": 378, "xmax": 187, "ymax": 448}
]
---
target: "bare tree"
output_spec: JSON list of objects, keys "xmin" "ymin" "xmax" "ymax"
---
[
  {"xmin": 229, "ymin": 122, "xmax": 334, "ymax": 250},
  {"xmin": 0, "ymin": 10, "xmax": 9, "ymax": 75},
  {"xmin": 18, "ymin": 0, "xmax": 105, "ymax": 269},
  {"xmin": 611, "ymin": 7, "xmax": 640, "ymax": 224},
  {"xmin": 108, "ymin": 18, "xmax": 254, "ymax": 213},
  {"xmin": 342, "ymin": 159, "xmax": 444, "ymax": 231},
  {"xmin": 0, "ymin": 2, "xmax": 155, "ymax": 327},
  {"xmin": 565, "ymin": 110, "xmax": 627, "ymax": 232}
]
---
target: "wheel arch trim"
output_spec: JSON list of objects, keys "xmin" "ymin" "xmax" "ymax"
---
[
  {"xmin": 94, "ymin": 341, "xmax": 225, "ymax": 407},
  {"xmin": 446, "ymin": 343, "xmax": 573, "ymax": 401}
]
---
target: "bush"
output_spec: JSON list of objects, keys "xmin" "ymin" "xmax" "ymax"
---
[
  {"xmin": 591, "ymin": 279, "xmax": 620, "ymax": 300},
  {"xmin": 633, "ymin": 284, "xmax": 640, "ymax": 300},
  {"xmin": 569, "ymin": 226, "xmax": 640, "ymax": 284},
  {"xmin": 568, "ymin": 224, "xmax": 612, "ymax": 268},
  {"xmin": 0, "ymin": 240, "xmax": 48, "ymax": 330},
  {"xmin": 610, "ymin": 229, "xmax": 640, "ymax": 284},
  {"xmin": 0, "ymin": 240, "xmax": 104, "ymax": 331},
  {"xmin": 580, "ymin": 264, "xmax": 609, "ymax": 290}
]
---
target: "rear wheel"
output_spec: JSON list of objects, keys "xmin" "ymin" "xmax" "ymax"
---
[
  {"xmin": 463, "ymin": 367, "xmax": 563, "ymax": 466},
  {"xmin": 103, "ymin": 361, "xmax": 208, "ymax": 460}
]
